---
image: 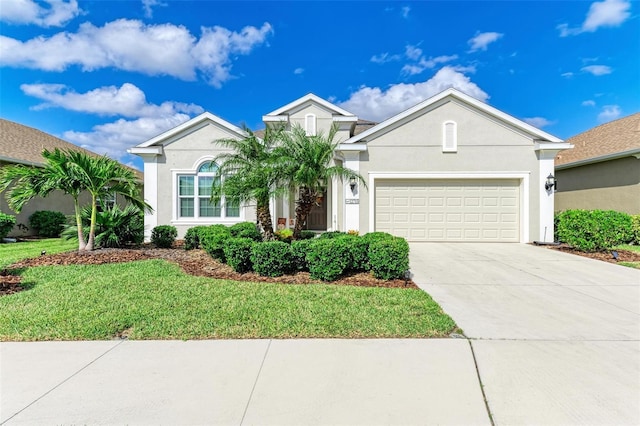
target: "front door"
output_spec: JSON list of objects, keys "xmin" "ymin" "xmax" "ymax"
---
[{"xmin": 306, "ymin": 192, "xmax": 327, "ymax": 230}]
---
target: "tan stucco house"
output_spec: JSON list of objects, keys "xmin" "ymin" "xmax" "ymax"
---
[
  {"xmin": 555, "ymin": 113, "xmax": 640, "ymax": 214},
  {"xmin": 0, "ymin": 118, "xmax": 142, "ymax": 237},
  {"xmin": 130, "ymin": 88, "xmax": 571, "ymax": 243}
]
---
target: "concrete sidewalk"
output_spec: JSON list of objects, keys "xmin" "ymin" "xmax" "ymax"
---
[{"xmin": 1, "ymin": 339, "xmax": 491, "ymax": 425}]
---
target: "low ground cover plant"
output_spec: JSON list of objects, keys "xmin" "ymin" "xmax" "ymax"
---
[
  {"xmin": 29, "ymin": 210, "xmax": 66, "ymax": 238},
  {"xmin": 556, "ymin": 209, "xmax": 634, "ymax": 252}
]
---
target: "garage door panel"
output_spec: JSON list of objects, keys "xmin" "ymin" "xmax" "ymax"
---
[{"xmin": 375, "ymin": 179, "xmax": 520, "ymax": 242}]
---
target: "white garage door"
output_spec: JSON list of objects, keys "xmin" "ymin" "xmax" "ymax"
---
[{"xmin": 375, "ymin": 179, "xmax": 520, "ymax": 242}]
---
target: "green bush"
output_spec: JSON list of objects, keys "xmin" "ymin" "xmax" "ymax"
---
[
  {"xmin": 275, "ymin": 228, "xmax": 294, "ymax": 242},
  {"xmin": 631, "ymin": 215, "xmax": 640, "ymax": 245},
  {"xmin": 341, "ymin": 235, "xmax": 369, "ymax": 272},
  {"xmin": 307, "ymin": 239, "xmax": 351, "ymax": 281},
  {"xmin": 184, "ymin": 226, "xmax": 209, "ymax": 250},
  {"xmin": 299, "ymin": 230, "xmax": 317, "ymax": 240},
  {"xmin": 223, "ymin": 237, "xmax": 255, "ymax": 273},
  {"xmin": 200, "ymin": 225, "xmax": 232, "ymax": 261},
  {"xmin": 556, "ymin": 209, "xmax": 633, "ymax": 252},
  {"xmin": 291, "ymin": 239, "xmax": 312, "ymax": 272},
  {"xmin": 229, "ymin": 222, "xmax": 262, "ymax": 242},
  {"xmin": 368, "ymin": 237, "xmax": 410, "ymax": 280},
  {"xmin": 318, "ymin": 230, "xmax": 346, "ymax": 239},
  {"xmin": 29, "ymin": 210, "xmax": 66, "ymax": 237},
  {"xmin": 251, "ymin": 241, "xmax": 292, "ymax": 277},
  {"xmin": 0, "ymin": 213, "xmax": 16, "ymax": 239},
  {"xmin": 91, "ymin": 205, "xmax": 143, "ymax": 248},
  {"xmin": 151, "ymin": 225, "xmax": 177, "ymax": 248},
  {"xmin": 361, "ymin": 231, "xmax": 394, "ymax": 244}
]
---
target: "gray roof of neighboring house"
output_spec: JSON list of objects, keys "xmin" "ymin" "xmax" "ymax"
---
[
  {"xmin": 0, "ymin": 118, "xmax": 142, "ymax": 179},
  {"xmin": 555, "ymin": 112, "xmax": 640, "ymax": 166}
]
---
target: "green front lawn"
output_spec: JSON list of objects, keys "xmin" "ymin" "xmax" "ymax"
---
[
  {"xmin": 1, "ymin": 259, "xmax": 456, "ymax": 341},
  {"xmin": 613, "ymin": 244, "xmax": 640, "ymax": 269},
  {"xmin": 0, "ymin": 238, "xmax": 77, "ymax": 269}
]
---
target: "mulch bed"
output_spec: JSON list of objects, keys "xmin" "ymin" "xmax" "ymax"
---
[
  {"xmin": 547, "ymin": 244, "xmax": 640, "ymax": 264},
  {"xmin": 1, "ymin": 246, "xmax": 418, "ymax": 296}
]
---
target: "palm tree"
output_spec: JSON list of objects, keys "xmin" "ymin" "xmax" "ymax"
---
[
  {"xmin": 0, "ymin": 148, "xmax": 88, "ymax": 250},
  {"xmin": 276, "ymin": 124, "xmax": 365, "ymax": 239},
  {"xmin": 212, "ymin": 125, "xmax": 285, "ymax": 241},
  {"xmin": 66, "ymin": 150, "xmax": 148, "ymax": 251}
]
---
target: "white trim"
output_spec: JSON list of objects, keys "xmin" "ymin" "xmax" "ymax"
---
[
  {"xmin": 332, "ymin": 116, "xmax": 359, "ymax": 123},
  {"xmin": 262, "ymin": 116, "xmax": 288, "ymax": 122},
  {"xmin": 264, "ymin": 93, "xmax": 356, "ymax": 118},
  {"xmin": 368, "ymin": 172, "xmax": 530, "ymax": 243},
  {"xmin": 535, "ymin": 142, "xmax": 573, "ymax": 151},
  {"xmin": 337, "ymin": 143, "xmax": 367, "ymax": 152},
  {"xmin": 442, "ymin": 120, "xmax": 457, "ymax": 152},
  {"xmin": 555, "ymin": 147, "xmax": 640, "ymax": 170},
  {"xmin": 142, "ymin": 156, "xmax": 159, "ymax": 242},
  {"xmin": 331, "ymin": 176, "xmax": 338, "ymax": 231},
  {"xmin": 344, "ymin": 88, "xmax": 563, "ymax": 145},
  {"xmin": 128, "ymin": 146, "xmax": 163, "ymax": 156}
]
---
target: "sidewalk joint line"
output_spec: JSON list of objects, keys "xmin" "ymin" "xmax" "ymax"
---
[
  {"xmin": 467, "ymin": 337, "xmax": 495, "ymax": 426},
  {"xmin": 0, "ymin": 340, "xmax": 126, "ymax": 425},
  {"xmin": 239, "ymin": 339, "xmax": 272, "ymax": 425}
]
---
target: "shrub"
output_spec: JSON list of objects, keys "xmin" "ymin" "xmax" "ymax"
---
[
  {"xmin": 151, "ymin": 225, "xmax": 177, "ymax": 248},
  {"xmin": 361, "ymin": 231, "xmax": 394, "ymax": 244},
  {"xmin": 631, "ymin": 215, "xmax": 640, "ymax": 245},
  {"xmin": 29, "ymin": 210, "xmax": 66, "ymax": 237},
  {"xmin": 251, "ymin": 241, "xmax": 292, "ymax": 277},
  {"xmin": 223, "ymin": 237, "xmax": 255, "ymax": 273},
  {"xmin": 556, "ymin": 209, "xmax": 633, "ymax": 252},
  {"xmin": 318, "ymin": 230, "xmax": 346, "ymax": 239},
  {"xmin": 341, "ymin": 235, "xmax": 369, "ymax": 272},
  {"xmin": 307, "ymin": 239, "xmax": 351, "ymax": 281},
  {"xmin": 229, "ymin": 222, "xmax": 262, "ymax": 242},
  {"xmin": 184, "ymin": 226, "xmax": 208, "ymax": 250},
  {"xmin": 275, "ymin": 228, "xmax": 293, "ymax": 242},
  {"xmin": 368, "ymin": 237, "xmax": 410, "ymax": 280},
  {"xmin": 291, "ymin": 239, "xmax": 312, "ymax": 272},
  {"xmin": 94, "ymin": 205, "xmax": 144, "ymax": 248},
  {"xmin": 0, "ymin": 213, "xmax": 16, "ymax": 239},
  {"xmin": 299, "ymin": 230, "xmax": 317, "ymax": 240},
  {"xmin": 200, "ymin": 225, "xmax": 231, "ymax": 261}
]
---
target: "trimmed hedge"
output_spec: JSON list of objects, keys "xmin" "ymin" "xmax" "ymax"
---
[
  {"xmin": 556, "ymin": 209, "xmax": 633, "ymax": 252},
  {"xmin": 368, "ymin": 237, "xmax": 410, "ymax": 280},
  {"xmin": 251, "ymin": 241, "xmax": 292, "ymax": 277},
  {"xmin": 230, "ymin": 222, "xmax": 262, "ymax": 242},
  {"xmin": 29, "ymin": 210, "xmax": 67, "ymax": 237},
  {"xmin": 299, "ymin": 230, "xmax": 317, "ymax": 240},
  {"xmin": 632, "ymin": 215, "xmax": 640, "ymax": 245},
  {"xmin": 291, "ymin": 239, "xmax": 312, "ymax": 272},
  {"xmin": 307, "ymin": 238, "xmax": 351, "ymax": 281},
  {"xmin": 339, "ymin": 235, "xmax": 369, "ymax": 272},
  {"xmin": 0, "ymin": 213, "xmax": 16, "ymax": 239},
  {"xmin": 223, "ymin": 237, "xmax": 255, "ymax": 273},
  {"xmin": 151, "ymin": 225, "xmax": 177, "ymax": 248},
  {"xmin": 184, "ymin": 226, "xmax": 209, "ymax": 250},
  {"xmin": 200, "ymin": 225, "xmax": 231, "ymax": 261}
]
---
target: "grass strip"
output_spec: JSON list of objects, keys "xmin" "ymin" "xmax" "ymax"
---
[{"xmin": 0, "ymin": 238, "xmax": 77, "ymax": 269}]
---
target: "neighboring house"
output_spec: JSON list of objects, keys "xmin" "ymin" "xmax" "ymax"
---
[
  {"xmin": 555, "ymin": 113, "xmax": 640, "ymax": 214},
  {"xmin": 0, "ymin": 118, "xmax": 142, "ymax": 237},
  {"xmin": 130, "ymin": 88, "xmax": 571, "ymax": 243}
]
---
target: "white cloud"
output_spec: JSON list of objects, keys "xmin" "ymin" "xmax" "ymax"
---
[
  {"xmin": 523, "ymin": 117, "xmax": 556, "ymax": 128},
  {"xmin": 142, "ymin": 0, "xmax": 166, "ymax": 18},
  {"xmin": 21, "ymin": 82, "xmax": 203, "ymax": 117},
  {"xmin": 293, "ymin": 67, "xmax": 304, "ymax": 75},
  {"xmin": 405, "ymin": 44, "xmax": 423, "ymax": 61},
  {"xmin": 597, "ymin": 105, "xmax": 621, "ymax": 122},
  {"xmin": 370, "ymin": 52, "xmax": 401, "ymax": 64},
  {"xmin": 467, "ymin": 31, "xmax": 503, "ymax": 52},
  {"xmin": 557, "ymin": 0, "xmax": 631, "ymax": 36},
  {"xmin": 338, "ymin": 66, "xmax": 488, "ymax": 122},
  {"xmin": 401, "ymin": 54, "xmax": 459, "ymax": 76},
  {"xmin": 0, "ymin": 0, "xmax": 81, "ymax": 27},
  {"xmin": 582, "ymin": 100, "xmax": 596, "ymax": 107},
  {"xmin": 64, "ymin": 114, "xmax": 192, "ymax": 161},
  {"xmin": 561, "ymin": 72, "xmax": 574, "ymax": 78},
  {"xmin": 401, "ymin": 6, "xmax": 411, "ymax": 18},
  {"xmin": 0, "ymin": 19, "xmax": 273, "ymax": 87},
  {"xmin": 581, "ymin": 64, "xmax": 612, "ymax": 75}
]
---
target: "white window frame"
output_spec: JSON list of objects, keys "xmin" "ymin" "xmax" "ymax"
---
[
  {"xmin": 305, "ymin": 113, "xmax": 317, "ymax": 136},
  {"xmin": 171, "ymin": 158, "xmax": 244, "ymax": 224},
  {"xmin": 442, "ymin": 120, "xmax": 457, "ymax": 152}
]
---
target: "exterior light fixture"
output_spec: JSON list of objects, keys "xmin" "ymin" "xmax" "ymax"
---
[
  {"xmin": 349, "ymin": 176, "xmax": 357, "ymax": 191},
  {"xmin": 545, "ymin": 173, "xmax": 557, "ymax": 191},
  {"xmin": 612, "ymin": 250, "xmax": 619, "ymax": 261},
  {"xmin": 404, "ymin": 270, "xmax": 412, "ymax": 287}
]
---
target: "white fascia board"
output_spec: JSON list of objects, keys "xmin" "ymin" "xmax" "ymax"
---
[
  {"xmin": 337, "ymin": 144, "xmax": 367, "ymax": 152},
  {"xmin": 262, "ymin": 115, "xmax": 288, "ymax": 122},
  {"xmin": 265, "ymin": 93, "xmax": 356, "ymax": 118},
  {"xmin": 555, "ymin": 148, "xmax": 640, "ymax": 170},
  {"xmin": 343, "ymin": 88, "xmax": 563, "ymax": 144},
  {"xmin": 136, "ymin": 112, "xmax": 247, "ymax": 148},
  {"xmin": 128, "ymin": 146, "xmax": 163, "ymax": 156},
  {"xmin": 534, "ymin": 142, "xmax": 573, "ymax": 152},
  {"xmin": 333, "ymin": 116, "xmax": 358, "ymax": 122}
]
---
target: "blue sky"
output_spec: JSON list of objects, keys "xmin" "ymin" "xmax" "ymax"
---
[{"xmin": 1, "ymin": 0, "xmax": 638, "ymax": 170}]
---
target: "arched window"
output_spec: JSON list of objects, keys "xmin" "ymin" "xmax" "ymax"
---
[
  {"xmin": 177, "ymin": 160, "xmax": 240, "ymax": 219},
  {"xmin": 442, "ymin": 120, "xmax": 457, "ymax": 152},
  {"xmin": 305, "ymin": 114, "xmax": 317, "ymax": 136}
]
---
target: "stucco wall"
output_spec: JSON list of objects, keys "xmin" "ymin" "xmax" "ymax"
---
[
  {"xmin": 354, "ymin": 99, "xmax": 543, "ymax": 240},
  {"xmin": 555, "ymin": 157, "xmax": 640, "ymax": 214}
]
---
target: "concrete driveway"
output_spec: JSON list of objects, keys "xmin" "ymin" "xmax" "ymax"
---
[{"xmin": 410, "ymin": 243, "xmax": 640, "ymax": 425}]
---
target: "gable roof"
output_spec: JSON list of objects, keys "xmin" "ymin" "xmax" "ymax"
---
[
  {"xmin": 0, "ymin": 118, "xmax": 142, "ymax": 179},
  {"xmin": 134, "ymin": 112, "xmax": 248, "ymax": 149},
  {"xmin": 343, "ymin": 88, "xmax": 563, "ymax": 144},
  {"xmin": 263, "ymin": 93, "xmax": 357, "ymax": 121},
  {"xmin": 555, "ymin": 112, "xmax": 640, "ymax": 167}
]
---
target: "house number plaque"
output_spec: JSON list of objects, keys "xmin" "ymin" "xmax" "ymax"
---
[{"xmin": 345, "ymin": 199, "xmax": 359, "ymax": 204}]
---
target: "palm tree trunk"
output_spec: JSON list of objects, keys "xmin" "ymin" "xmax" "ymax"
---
[
  {"xmin": 73, "ymin": 197, "xmax": 86, "ymax": 251},
  {"xmin": 257, "ymin": 202, "xmax": 275, "ymax": 241},
  {"xmin": 293, "ymin": 187, "xmax": 315, "ymax": 239},
  {"xmin": 85, "ymin": 194, "xmax": 98, "ymax": 251}
]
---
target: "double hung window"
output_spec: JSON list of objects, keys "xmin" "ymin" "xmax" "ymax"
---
[{"xmin": 177, "ymin": 162, "xmax": 239, "ymax": 219}]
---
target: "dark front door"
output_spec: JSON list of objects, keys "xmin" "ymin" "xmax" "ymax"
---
[{"xmin": 306, "ymin": 192, "xmax": 327, "ymax": 230}]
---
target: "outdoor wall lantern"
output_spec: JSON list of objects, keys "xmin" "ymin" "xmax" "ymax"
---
[
  {"xmin": 349, "ymin": 176, "xmax": 357, "ymax": 191},
  {"xmin": 545, "ymin": 173, "xmax": 557, "ymax": 191}
]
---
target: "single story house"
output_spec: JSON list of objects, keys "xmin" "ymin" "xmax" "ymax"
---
[
  {"xmin": 130, "ymin": 88, "xmax": 571, "ymax": 243},
  {"xmin": 0, "ymin": 118, "xmax": 142, "ymax": 237},
  {"xmin": 554, "ymin": 113, "xmax": 640, "ymax": 214}
]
